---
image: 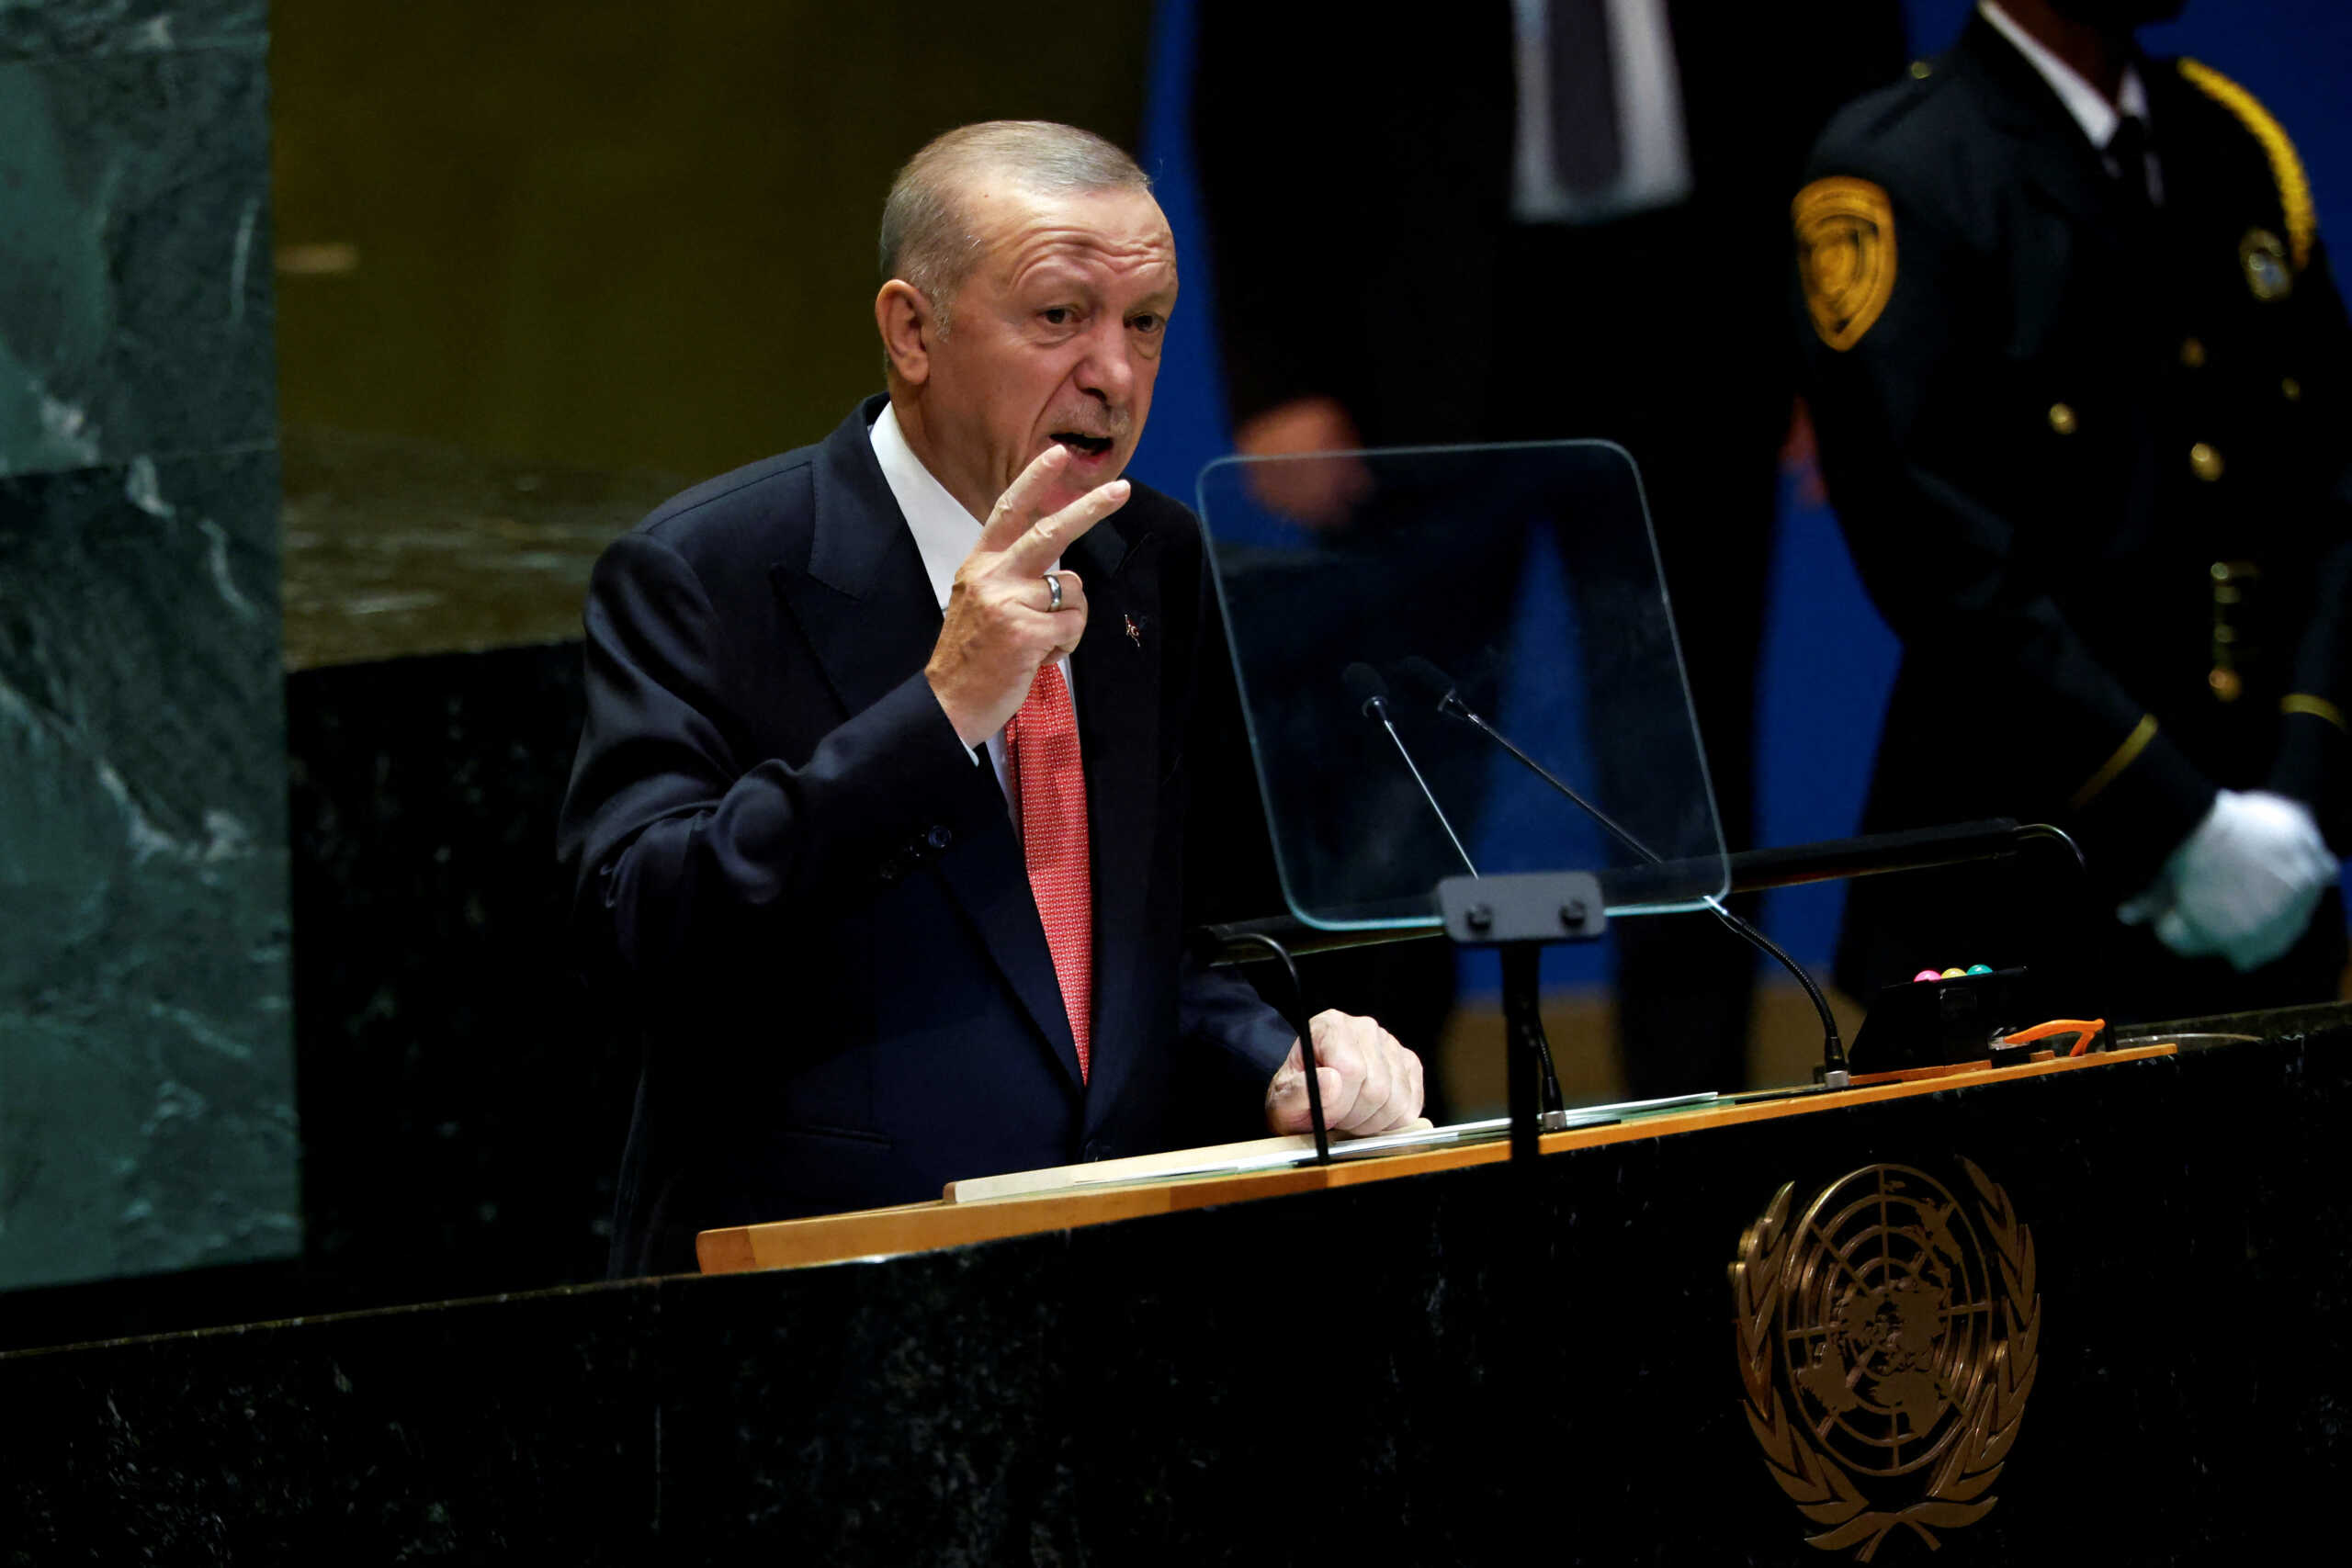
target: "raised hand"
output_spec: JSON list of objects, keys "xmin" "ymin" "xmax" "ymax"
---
[{"xmin": 924, "ymin": 444, "xmax": 1131, "ymax": 747}]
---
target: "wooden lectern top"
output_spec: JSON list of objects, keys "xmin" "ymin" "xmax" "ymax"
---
[{"xmin": 695, "ymin": 1045, "xmax": 2175, "ymax": 1277}]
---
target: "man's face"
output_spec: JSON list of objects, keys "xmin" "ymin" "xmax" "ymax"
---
[{"xmin": 919, "ymin": 182, "xmax": 1176, "ymax": 518}]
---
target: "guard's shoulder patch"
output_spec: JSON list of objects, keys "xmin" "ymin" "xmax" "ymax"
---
[
  {"xmin": 1794, "ymin": 176, "xmax": 1896, "ymax": 352},
  {"xmin": 2178, "ymin": 58, "xmax": 2315, "ymax": 270}
]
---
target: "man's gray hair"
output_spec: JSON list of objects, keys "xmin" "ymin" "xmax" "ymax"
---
[{"xmin": 879, "ymin": 121, "xmax": 1153, "ymax": 333}]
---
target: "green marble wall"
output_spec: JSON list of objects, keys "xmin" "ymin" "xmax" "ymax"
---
[{"xmin": 0, "ymin": 1, "xmax": 296, "ymax": 1290}]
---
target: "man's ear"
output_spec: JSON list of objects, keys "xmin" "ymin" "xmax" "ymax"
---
[{"xmin": 876, "ymin": 281, "xmax": 933, "ymax": 386}]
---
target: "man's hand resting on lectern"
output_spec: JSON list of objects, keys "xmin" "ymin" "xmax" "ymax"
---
[{"xmin": 1265, "ymin": 1010, "xmax": 1427, "ymax": 1136}]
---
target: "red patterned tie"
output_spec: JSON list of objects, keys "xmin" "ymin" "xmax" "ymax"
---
[{"xmin": 1006, "ymin": 661, "xmax": 1092, "ymax": 1080}]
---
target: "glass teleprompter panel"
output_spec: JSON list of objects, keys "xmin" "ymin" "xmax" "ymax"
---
[{"xmin": 1197, "ymin": 441, "xmax": 1727, "ymax": 931}]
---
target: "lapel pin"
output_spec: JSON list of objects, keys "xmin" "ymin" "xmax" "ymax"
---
[{"xmin": 1125, "ymin": 613, "xmax": 1145, "ymax": 649}]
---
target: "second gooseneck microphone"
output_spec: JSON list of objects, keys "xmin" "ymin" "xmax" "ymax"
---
[
  {"xmin": 1395, "ymin": 657, "xmax": 1653, "ymax": 865},
  {"xmin": 1391, "ymin": 656, "xmax": 1849, "ymax": 1081}
]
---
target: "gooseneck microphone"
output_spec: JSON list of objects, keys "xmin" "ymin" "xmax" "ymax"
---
[
  {"xmin": 1395, "ymin": 658, "xmax": 1652, "ymax": 865},
  {"xmin": 1341, "ymin": 661, "xmax": 1566, "ymax": 1114},
  {"xmin": 1342, "ymin": 662, "xmax": 1478, "ymax": 877},
  {"xmin": 1393, "ymin": 657, "xmax": 1849, "ymax": 1081}
]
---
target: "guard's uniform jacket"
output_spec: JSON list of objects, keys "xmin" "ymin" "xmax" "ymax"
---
[{"xmin": 1795, "ymin": 15, "xmax": 2352, "ymax": 1011}]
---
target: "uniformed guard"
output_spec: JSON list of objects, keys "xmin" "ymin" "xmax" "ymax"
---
[{"xmin": 1795, "ymin": 0, "xmax": 2351, "ymax": 1021}]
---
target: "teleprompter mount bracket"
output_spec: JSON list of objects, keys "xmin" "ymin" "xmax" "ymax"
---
[
  {"xmin": 1438, "ymin": 872, "xmax": 1608, "ymax": 946},
  {"xmin": 1438, "ymin": 873, "xmax": 1608, "ymax": 1164}
]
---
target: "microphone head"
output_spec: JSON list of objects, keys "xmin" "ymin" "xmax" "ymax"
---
[
  {"xmin": 1395, "ymin": 655, "xmax": 1471, "ymax": 719},
  {"xmin": 1393, "ymin": 656, "xmax": 1455, "ymax": 707},
  {"xmin": 1341, "ymin": 661, "xmax": 1391, "ymax": 719}
]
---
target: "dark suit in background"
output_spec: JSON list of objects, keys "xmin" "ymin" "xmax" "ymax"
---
[
  {"xmin": 560, "ymin": 399, "xmax": 1293, "ymax": 1276},
  {"xmin": 1193, "ymin": 4, "xmax": 1905, "ymax": 1095},
  {"xmin": 1799, "ymin": 15, "xmax": 2352, "ymax": 1020}
]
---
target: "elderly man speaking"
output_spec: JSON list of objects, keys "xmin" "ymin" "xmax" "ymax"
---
[{"xmin": 560, "ymin": 121, "xmax": 1422, "ymax": 1276}]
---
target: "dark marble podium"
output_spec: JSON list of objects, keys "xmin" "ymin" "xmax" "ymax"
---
[{"xmin": 5, "ymin": 1016, "xmax": 2346, "ymax": 1564}]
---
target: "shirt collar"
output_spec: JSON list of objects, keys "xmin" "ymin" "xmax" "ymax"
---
[
  {"xmin": 1980, "ymin": 1, "xmax": 2150, "ymax": 150},
  {"xmin": 869, "ymin": 400, "xmax": 982, "ymax": 612}
]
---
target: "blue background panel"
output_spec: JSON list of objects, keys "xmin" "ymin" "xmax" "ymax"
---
[{"xmin": 1132, "ymin": 0, "xmax": 2352, "ymax": 986}]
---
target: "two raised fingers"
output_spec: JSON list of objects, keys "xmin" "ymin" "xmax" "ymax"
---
[
  {"xmin": 979, "ymin": 444, "xmax": 1078, "ymax": 551},
  {"xmin": 1005, "ymin": 480, "xmax": 1129, "ymax": 579},
  {"xmin": 981, "ymin": 445, "xmax": 1132, "ymax": 576}
]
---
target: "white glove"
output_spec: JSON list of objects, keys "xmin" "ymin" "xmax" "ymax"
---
[{"xmin": 2117, "ymin": 790, "xmax": 2338, "ymax": 972}]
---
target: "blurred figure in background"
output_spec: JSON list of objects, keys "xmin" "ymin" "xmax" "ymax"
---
[
  {"xmin": 1798, "ymin": 0, "xmax": 2352, "ymax": 1021},
  {"xmin": 1193, "ymin": 3, "xmax": 1905, "ymax": 1100}
]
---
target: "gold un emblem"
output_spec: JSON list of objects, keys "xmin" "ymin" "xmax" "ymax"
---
[{"xmin": 1731, "ymin": 1161, "xmax": 2040, "ymax": 1561}]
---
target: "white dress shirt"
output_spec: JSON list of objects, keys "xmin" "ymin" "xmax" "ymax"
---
[
  {"xmin": 868, "ymin": 400, "xmax": 1073, "ymax": 818},
  {"xmin": 1981, "ymin": 1, "xmax": 2162, "ymax": 201}
]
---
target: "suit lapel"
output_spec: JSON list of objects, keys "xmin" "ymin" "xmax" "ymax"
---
[
  {"xmin": 771, "ymin": 400, "xmax": 1085, "ymax": 1089},
  {"xmin": 1068, "ymin": 515, "xmax": 1164, "ymax": 1131},
  {"xmin": 932, "ymin": 805, "xmax": 1089, "ymax": 1091},
  {"xmin": 773, "ymin": 401, "xmax": 944, "ymax": 719}
]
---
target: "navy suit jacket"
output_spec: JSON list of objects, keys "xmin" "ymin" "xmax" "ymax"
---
[{"xmin": 560, "ymin": 399, "xmax": 1295, "ymax": 1276}]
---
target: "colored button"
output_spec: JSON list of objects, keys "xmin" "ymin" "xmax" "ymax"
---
[
  {"xmin": 2180, "ymin": 337, "xmax": 2206, "ymax": 368},
  {"xmin": 1941, "ymin": 967, "xmax": 1967, "ymax": 978},
  {"xmin": 1909, "ymin": 60, "xmax": 1932, "ymax": 78},
  {"xmin": 1966, "ymin": 964, "xmax": 1994, "ymax": 975},
  {"xmin": 2047, "ymin": 402, "xmax": 2077, "ymax": 435},
  {"xmin": 1914, "ymin": 969, "xmax": 1942, "ymax": 983},
  {"xmin": 2283, "ymin": 377, "xmax": 2302, "ymax": 401},
  {"xmin": 2190, "ymin": 442, "xmax": 2224, "ymax": 481},
  {"xmin": 2211, "ymin": 667, "xmax": 2244, "ymax": 702}
]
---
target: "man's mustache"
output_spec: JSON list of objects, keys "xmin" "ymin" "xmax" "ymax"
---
[{"xmin": 1048, "ymin": 408, "xmax": 1134, "ymax": 442}]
